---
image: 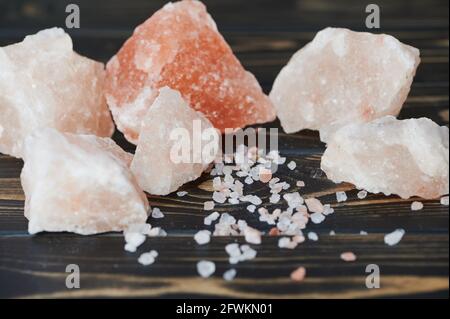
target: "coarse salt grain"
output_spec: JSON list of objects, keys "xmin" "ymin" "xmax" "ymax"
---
[
  {"xmin": 287, "ymin": 161, "xmax": 297, "ymax": 171},
  {"xmin": 305, "ymin": 197, "xmax": 325, "ymax": 214},
  {"xmin": 259, "ymin": 168, "xmax": 272, "ymax": 183},
  {"xmin": 244, "ymin": 227, "xmax": 262, "ymax": 245},
  {"xmin": 357, "ymin": 190, "xmax": 368, "ymax": 199},
  {"xmin": 194, "ymin": 230, "xmax": 211, "ymax": 245},
  {"xmin": 124, "ymin": 231, "xmax": 146, "ymax": 252},
  {"xmin": 197, "ymin": 260, "xmax": 216, "ymax": 278},
  {"xmin": 151, "ymin": 207, "xmax": 165, "ymax": 219},
  {"xmin": 223, "ymin": 269, "xmax": 237, "ymax": 281},
  {"xmin": 138, "ymin": 250, "xmax": 158, "ymax": 266},
  {"xmin": 336, "ymin": 191, "xmax": 348, "ymax": 203},
  {"xmin": 307, "ymin": 232, "xmax": 319, "ymax": 241},
  {"xmin": 247, "ymin": 205, "xmax": 256, "ymax": 213},
  {"xmin": 290, "ymin": 267, "xmax": 306, "ymax": 282},
  {"xmin": 310, "ymin": 212, "xmax": 326, "ymax": 224},
  {"xmin": 411, "ymin": 201, "xmax": 424, "ymax": 211},
  {"xmin": 213, "ymin": 191, "xmax": 227, "ymax": 204},
  {"xmin": 360, "ymin": 231, "xmax": 368, "ymax": 236},
  {"xmin": 296, "ymin": 181, "xmax": 305, "ymax": 187},
  {"xmin": 204, "ymin": 211, "xmax": 220, "ymax": 225},
  {"xmin": 340, "ymin": 252, "xmax": 357, "ymax": 262},
  {"xmin": 177, "ymin": 191, "xmax": 188, "ymax": 197},
  {"xmin": 440, "ymin": 196, "xmax": 449, "ymax": 206},
  {"xmin": 270, "ymin": 193, "xmax": 281, "ymax": 204},
  {"xmin": 384, "ymin": 229, "xmax": 405, "ymax": 246},
  {"xmin": 204, "ymin": 201, "xmax": 215, "ymax": 211}
]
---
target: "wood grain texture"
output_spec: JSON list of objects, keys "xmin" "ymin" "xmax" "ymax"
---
[{"xmin": 0, "ymin": 0, "xmax": 448, "ymax": 299}]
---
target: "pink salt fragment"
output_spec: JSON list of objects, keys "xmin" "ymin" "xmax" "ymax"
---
[
  {"xmin": 105, "ymin": 0, "xmax": 275, "ymax": 143},
  {"xmin": 0, "ymin": 28, "xmax": 114, "ymax": 158},
  {"xmin": 21, "ymin": 129, "xmax": 149, "ymax": 235},
  {"xmin": 340, "ymin": 252, "xmax": 357, "ymax": 262},
  {"xmin": 204, "ymin": 201, "xmax": 216, "ymax": 211},
  {"xmin": 290, "ymin": 267, "xmax": 306, "ymax": 282},
  {"xmin": 269, "ymin": 227, "xmax": 280, "ymax": 236},
  {"xmin": 305, "ymin": 198, "xmax": 325, "ymax": 214},
  {"xmin": 270, "ymin": 27, "xmax": 421, "ymax": 142},
  {"xmin": 411, "ymin": 201, "xmax": 424, "ymax": 211},
  {"xmin": 259, "ymin": 168, "xmax": 273, "ymax": 184},
  {"xmin": 130, "ymin": 87, "xmax": 220, "ymax": 195}
]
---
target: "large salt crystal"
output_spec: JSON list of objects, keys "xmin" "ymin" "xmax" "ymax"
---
[
  {"xmin": 131, "ymin": 87, "xmax": 220, "ymax": 195},
  {"xmin": 105, "ymin": 0, "xmax": 275, "ymax": 143},
  {"xmin": 0, "ymin": 28, "xmax": 114, "ymax": 158},
  {"xmin": 21, "ymin": 129, "xmax": 149, "ymax": 235},
  {"xmin": 270, "ymin": 28, "xmax": 420, "ymax": 142},
  {"xmin": 322, "ymin": 116, "xmax": 449, "ymax": 199}
]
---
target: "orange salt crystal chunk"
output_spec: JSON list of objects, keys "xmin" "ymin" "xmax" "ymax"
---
[
  {"xmin": 268, "ymin": 227, "xmax": 280, "ymax": 236},
  {"xmin": 259, "ymin": 168, "xmax": 273, "ymax": 184},
  {"xmin": 105, "ymin": 0, "xmax": 275, "ymax": 144},
  {"xmin": 290, "ymin": 267, "xmax": 306, "ymax": 282}
]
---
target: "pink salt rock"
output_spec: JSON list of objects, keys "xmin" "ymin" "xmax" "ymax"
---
[
  {"xmin": 270, "ymin": 28, "xmax": 421, "ymax": 142},
  {"xmin": 105, "ymin": 0, "xmax": 275, "ymax": 144},
  {"xmin": 21, "ymin": 128, "xmax": 149, "ymax": 235},
  {"xmin": 321, "ymin": 116, "xmax": 449, "ymax": 199},
  {"xmin": 130, "ymin": 87, "xmax": 220, "ymax": 195},
  {"xmin": 0, "ymin": 28, "xmax": 114, "ymax": 158}
]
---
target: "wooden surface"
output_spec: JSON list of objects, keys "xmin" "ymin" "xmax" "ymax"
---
[{"xmin": 0, "ymin": 0, "xmax": 448, "ymax": 299}]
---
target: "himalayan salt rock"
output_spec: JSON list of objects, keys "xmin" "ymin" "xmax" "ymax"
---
[
  {"xmin": 130, "ymin": 87, "xmax": 220, "ymax": 195},
  {"xmin": 0, "ymin": 28, "xmax": 114, "ymax": 158},
  {"xmin": 105, "ymin": 0, "xmax": 275, "ymax": 143},
  {"xmin": 270, "ymin": 28, "xmax": 421, "ymax": 142},
  {"xmin": 322, "ymin": 116, "xmax": 449, "ymax": 199},
  {"xmin": 21, "ymin": 128, "xmax": 149, "ymax": 235}
]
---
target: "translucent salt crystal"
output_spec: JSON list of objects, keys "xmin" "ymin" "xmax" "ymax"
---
[
  {"xmin": 244, "ymin": 176, "xmax": 254, "ymax": 185},
  {"xmin": 336, "ymin": 191, "xmax": 348, "ymax": 203},
  {"xmin": 384, "ymin": 229, "xmax": 406, "ymax": 246},
  {"xmin": 248, "ymin": 195, "xmax": 263, "ymax": 206},
  {"xmin": 305, "ymin": 198, "xmax": 325, "ymax": 214},
  {"xmin": 138, "ymin": 250, "xmax": 158, "ymax": 266},
  {"xmin": 322, "ymin": 117, "xmax": 449, "ymax": 199},
  {"xmin": 278, "ymin": 237, "xmax": 297, "ymax": 249},
  {"xmin": 270, "ymin": 28, "xmax": 420, "ymax": 142},
  {"xmin": 270, "ymin": 194, "xmax": 281, "ymax": 204},
  {"xmin": 204, "ymin": 201, "xmax": 216, "ymax": 211},
  {"xmin": 440, "ymin": 196, "xmax": 449, "ymax": 206},
  {"xmin": 259, "ymin": 168, "xmax": 273, "ymax": 184},
  {"xmin": 225, "ymin": 243, "xmax": 241, "ymax": 257},
  {"xmin": 21, "ymin": 129, "xmax": 149, "ymax": 235},
  {"xmin": 247, "ymin": 205, "xmax": 256, "ymax": 213},
  {"xmin": 340, "ymin": 252, "xmax": 357, "ymax": 262},
  {"xmin": 204, "ymin": 212, "xmax": 220, "ymax": 225},
  {"xmin": 0, "ymin": 28, "xmax": 114, "ymax": 158},
  {"xmin": 223, "ymin": 269, "xmax": 237, "ymax": 281},
  {"xmin": 213, "ymin": 191, "xmax": 227, "ymax": 204},
  {"xmin": 357, "ymin": 190, "xmax": 368, "ymax": 200},
  {"xmin": 105, "ymin": 0, "xmax": 275, "ymax": 142},
  {"xmin": 244, "ymin": 226, "xmax": 262, "ymax": 245},
  {"xmin": 411, "ymin": 201, "xmax": 424, "ymax": 211},
  {"xmin": 290, "ymin": 267, "xmax": 306, "ymax": 282},
  {"xmin": 213, "ymin": 177, "xmax": 223, "ymax": 190},
  {"xmin": 322, "ymin": 204, "xmax": 335, "ymax": 216},
  {"xmin": 307, "ymin": 232, "xmax": 319, "ymax": 241},
  {"xmin": 283, "ymin": 192, "xmax": 304, "ymax": 208},
  {"xmin": 194, "ymin": 230, "xmax": 211, "ymax": 245},
  {"xmin": 124, "ymin": 231, "xmax": 147, "ymax": 252},
  {"xmin": 329, "ymin": 230, "xmax": 336, "ymax": 236},
  {"xmin": 296, "ymin": 181, "xmax": 306, "ymax": 187},
  {"xmin": 130, "ymin": 88, "xmax": 219, "ymax": 195},
  {"xmin": 151, "ymin": 207, "xmax": 165, "ymax": 219},
  {"xmin": 177, "ymin": 191, "xmax": 188, "ymax": 197},
  {"xmin": 197, "ymin": 260, "xmax": 216, "ymax": 278},
  {"xmin": 310, "ymin": 212, "xmax": 326, "ymax": 224},
  {"xmin": 287, "ymin": 161, "xmax": 297, "ymax": 171}
]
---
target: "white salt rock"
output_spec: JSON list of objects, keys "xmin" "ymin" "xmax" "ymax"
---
[
  {"xmin": 310, "ymin": 212, "xmax": 326, "ymax": 224},
  {"xmin": 440, "ymin": 196, "xmax": 449, "ymax": 206},
  {"xmin": 284, "ymin": 192, "xmax": 304, "ymax": 208},
  {"xmin": 322, "ymin": 117, "xmax": 449, "ymax": 199},
  {"xmin": 307, "ymin": 232, "xmax": 319, "ymax": 241},
  {"xmin": 270, "ymin": 28, "xmax": 421, "ymax": 142},
  {"xmin": 197, "ymin": 260, "xmax": 216, "ymax": 278},
  {"xmin": 411, "ymin": 201, "xmax": 424, "ymax": 211},
  {"xmin": 124, "ymin": 231, "xmax": 146, "ymax": 252},
  {"xmin": 296, "ymin": 181, "xmax": 306, "ymax": 187},
  {"xmin": 322, "ymin": 204, "xmax": 335, "ymax": 216},
  {"xmin": 244, "ymin": 226, "xmax": 262, "ymax": 245},
  {"xmin": 138, "ymin": 250, "xmax": 158, "ymax": 266},
  {"xmin": 384, "ymin": 229, "xmax": 406, "ymax": 246},
  {"xmin": 151, "ymin": 207, "xmax": 165, "ymax": 219},
  {"xmin": 204, "ymin": 212, "xmax": 220, "ymax": 225},
  {"xmin": 204, "ymin": 201, "xmax": 215, "ymax": 211},
  {"xmin": 0, "ymin": 28, "xmax": 114, "ymax": 158},
  {"xmin": 223, "ymin": 269, "xmax": 237, "ymax": 281},
  {"xmin": 177, "ymin": 191, "xmax": 188, "ymax": 197},
  {"xmin": 360, "ymin": 231, "xmax": 368, "ymax": 236},
  {"xmin": 336, "ymin": 191, "xmax": 348, "ymax": 203},
  {"xmin": 213, "ymin": 191, "xmax": 227, "ymax": 204},
  {"xmin": 130, "ymin": 87, "xmax": 220, "ymax": 195},
  {"xmin": 194, "ymin": 230, "xmax": 211, "ymax": 245},
  {"xmin": 287, "ymin": 161, "xmax": 297, "ymax": 171},
  {"xmin": 270, "ymin": 193, "xmax": 281, "ymax": 204},
  {"xmin": 357, "ymin": 190, "xmax": 368, "ymax": 200},
  {"xmin": 247, "ymin": 205, "xmax": 257, "ymax": 213},
  {"xmin": 305, "ymin": 198, "xmax": 325, "ymax": 214},
  {"xmin": 21, "ymin": 129, "xmax": 149, "ymax": 235}
]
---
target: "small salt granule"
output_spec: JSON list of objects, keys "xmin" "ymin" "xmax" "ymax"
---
[{"xmin": 197, "ymin": 260, "xmax": 216, "ymax": 278}]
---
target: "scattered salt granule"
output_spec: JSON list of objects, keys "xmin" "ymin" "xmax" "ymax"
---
[
  {"xmin": 310, "ymin": 212, "xmax": 326, "ymax": 224},
  {"xmin": 244, "ymin": 227, "xmax": 262, "ymax": 245},
  {"xmin": 305, "ymin": 198, "xmax": 325, "ymax": 214},
  {"xmin": 138, "ymin": 250, "xmax": 158, "ymax": 266},
  {"xmin": 278, "ymin": 237, "xmax": 298, "ymax": 249},
  {"xmin": 204, "ymin": 212, "xmax": 220, "ymax": 226},
  {"xmin": 177, "ymin": 191, "xmax": 188, "ymax": 197},
  {"xmin": 197, "ymin": 260, "xmax": 216, "ymax": 278},
  {"xmin": 284, "ymin": 192, "xmax": 304, "ymax": 208},
  {"xmin": 357, "ymin": 190, "xmax": 368, "ymax": 200},
  {"xmin": 287, "ymin": 161, "xmax": 297, "ymax": 171},
  {"xmin": 0, "ymin": 28, "xmax": 114, "ymax": 158},
  {"xmin": 244, "ymin": 176, "xmax": 254, "ymax": 185},
  {"xmin": 384, "ymin": 229, "xmax": 406, "ymax": 246},
  {"xmin": 322, "ymin": 204, "xmax": 335, "ymax": 216},
  {"xmin": 124, "ymin": 230, "xmax": 147, "ymax": 253},
  {"xmin": 247, "ymin": 205, "xmax": 257, "ymax": 213},
  {"xmin": 225, "ymin": 244, "xmax": 257, "ymax": 264},
  {"xmin": 105, "ymin": 0, "xmax": 275, "ymax": 141},
  {"xmin": 411, "ymin": 201, "xmax": 424, "ymax": 211},
  {"xmin": 329, "ymin": 230, "xmax": 336, "ymax": 236},
  {"xmin": 440, "ymin": 196, "xmax": 449, "ymax": 206},
  {"xmin": 270, "ymin": 193, "xmax": 281, "ymax": 204},
  {"xmin": 360, "ymin": 231, "xmax": 368, "ymax": 236},
  {"xmin": 204, "ymin": 201, "xmax": 215, "ymax": 211},
  {"xmin": 340, "ymin": 252, "xmax": 357, "ymax": 262},
  {"xmin": 194, "ymin": 230, "xmax": 212, "ymax": 245},
  {"xmin": 308, "ymin": 232, "xmax": 319, "ymax": 241},
  {"xmin": 290, "ymin": 267, "xmax": 306, "ymax": 282},
  {"xmin": 336, "ymin": 191, "xmax": 348, "ymax": 203},
  {"xmin": 296, "ymin": 181, "xmax": 305, "ymax": 188},
  {"xmin": 270, "ymin": 27, "xmax": 421, "ymax": 142},
  {"xmin": 151, "ymin": 207, "xmax": 165, "ymax": 219},
  {"xmin": 21, "ymin": 129, "xmax": 149, "ymax": 235},
  {"xmin": 322, "ymin": 116, "xmax": 449, "ymax": 199},
  {"xmin": 259, "ymin": 168, "xmax": 273, "ymax": 184},
  {"xmin": 223, "ymin": 269, "xmax": 237, "ymax": 282},
  {"xmin": 213, "ymin": 191, "xmax": 227, "ymax": 204}
]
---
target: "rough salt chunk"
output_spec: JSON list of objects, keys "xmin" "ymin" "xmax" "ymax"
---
[
  {"xmin": 384, "ymin": 229, "xmax": 406, "ymax": 246},
  {"xmin": 138, "ymin": 250, "xmax": 158, "ymax": 266},
  {"xmin": 105, "ymin": 0, "xmax": 275, "ymax": 143},
  {"xmin": 194, "ymin": 230, "xmax": 211, "ymax": 245},
  {"xmin": 440, "ymin": 196, "xmax": 449, "ymax": 206},
  {"xmin": 322, "ymin": 116, "xmax": 449, "ymax": 199},
  {"xmin": 305, "ymin": 198, "xmax": 325, "ymax": 214},
  {"xmin": 223, "ymin": 269, "xmax": 237, "ymax": 281},
  {"xmin": 340, "ymin": 252, "xmax": 357, "ymax": 262},
  {"xmin": 290, "ymin": 267, "xmax": 306, "ymax": 282},
  {"xmin": 336, "ymin": 191, "xmax": 348, "ymax": 203},
  {"xmin": 270, "ymin": 28, "xmax": 420, "ymax": 142},
  {"xmin": 130, "ymin": 87, "xmax": 219, "ymax": 195},
  {"xmin": 0, "ymin": 28, "xmax": 114, "ymax": 158},
  {"xmin": 21, "ymin": 129, "xmax": 149, "ymax": 235},
  {"xmin": 197, "ymin": 260, "xmax": 216, "ymax": 278},
  {"xmin": 411, "ymin": 201, "xmax": 424, "ymax": 211}
]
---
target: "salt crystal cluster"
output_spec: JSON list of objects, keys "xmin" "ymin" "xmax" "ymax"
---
[
  {"xmin": 322, "ymin": 116, "xmax": 449, "ymax": 199},
  {"xmin": 130, "ymin": 87, "xmax": 220, "ymax": 195},
  {"xmin": 270, "ymin": 28, "xmax": 421, "ymax": 142},
  {"xmin": 21, "ymin": 129, "xmax": 149, "ymax": 235},
  {"xmin": 105, "ymin": 0, "xmax": 275, "ymax": 143},
  {"xmin": 0, "ymin": 28, "xmax": 114, "ymax": 158}
]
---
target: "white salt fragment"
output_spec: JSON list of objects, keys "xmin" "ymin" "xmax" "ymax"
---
[
  {"xmin": 284, "ymin": 192, "xmax": 304, "ymax": 208},
  {"xmin": 223, "ymin": 269, "xmax": 237, "ymax": 281},
  {"xmin": 384, "ymin": 229, "xmax": 406, "ymax": 246},
  {"xmin": 213, "ymin": 177, "xmax": 222, "ymax": 190},
  {"xmin": 440, "ymin": 196, "xmax": 449, "ymax": 206},
  {"xmin": 213, "ymin": 191, "xmax": 227, "ymax": 204},
  {"xmin": 204, "ymin": 211, "xmax": 220, "ymax": 225},
  {"xmin": 247, "ymin": 205, "xmax": 257, "ymax": 213},
  {"xmin": 329, "ymin": 230, "xmax": 336, "ymax": 236},
  {"xmin": 340, "ymin": 252, "xmax": 357, "ymax": 262},
  {"xmin": 322, "ymin": 204, "xmax": 335, "ymax": 216},
  {"xmin": 287, "ymin": 161, "xmax": 297, "ymax": 171},
  {"xmin": 411, "ymin": 201, "xmax": 424, "ymax": 211},
  {"xmin": 270, "ymin": 193, "xmax": 281, "ymax": 204},
  {"xmin": 204, "ymin": 201, "xmax": 215, "ymax": 211},
  {"xmin": 360, "ymin": 231, "xmax": 368, "ymax": 236},
  {"xmin": 225, "ymin": 243, "xmax": 241, "ymax": 257},
  {"xmin": 310, "ymin": 212, "xmax": 326, "ymax": 224},
  {"xmin": 307, "ymin": 232, "xmax": 319, "ymax": 241},
  {"xmin": 197, "ymin": 260, "xmax": 216, "ymax": 278},
  {"xmin": 296, "ymin": 181, "xmax": 305, "ymax": 187},
  {"xmin": 244, "ymin": 176, "xmax": 254, "ymax": 185},
  {"xmin": 336, "ymin": 191, "xmax": 348, "ymax": 203},
  {"xmin": 124, "ymin": 231, "xmax": 146, "ymax": 252},
  {"xmin": 357, "ymin": 190, "xmax": 368, "ymax": 199},
  {"xmin": 244, "ymin": 226, "xmax": 262, "ymax": 245},
  {"xmin": 177, "ymin": 191, "xmax": 188, "ymax": 197},
  {"xmin": 151, "ymin": 207, "xmax": 165, "ymax": 219},
  {"xmin": 194, "ymin": 230, "xmax": 211, "ymax": 245},
  {"xmin": 305, "ymin": 198, "xmax": 325, "ymax": 214},
  {"xmin": 138, "ymin": 250, "xmax": 158, "ymax": 266},
  {"xmin": 278, "ymin": 237, "xmax": 298, "ymax": 249}
]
